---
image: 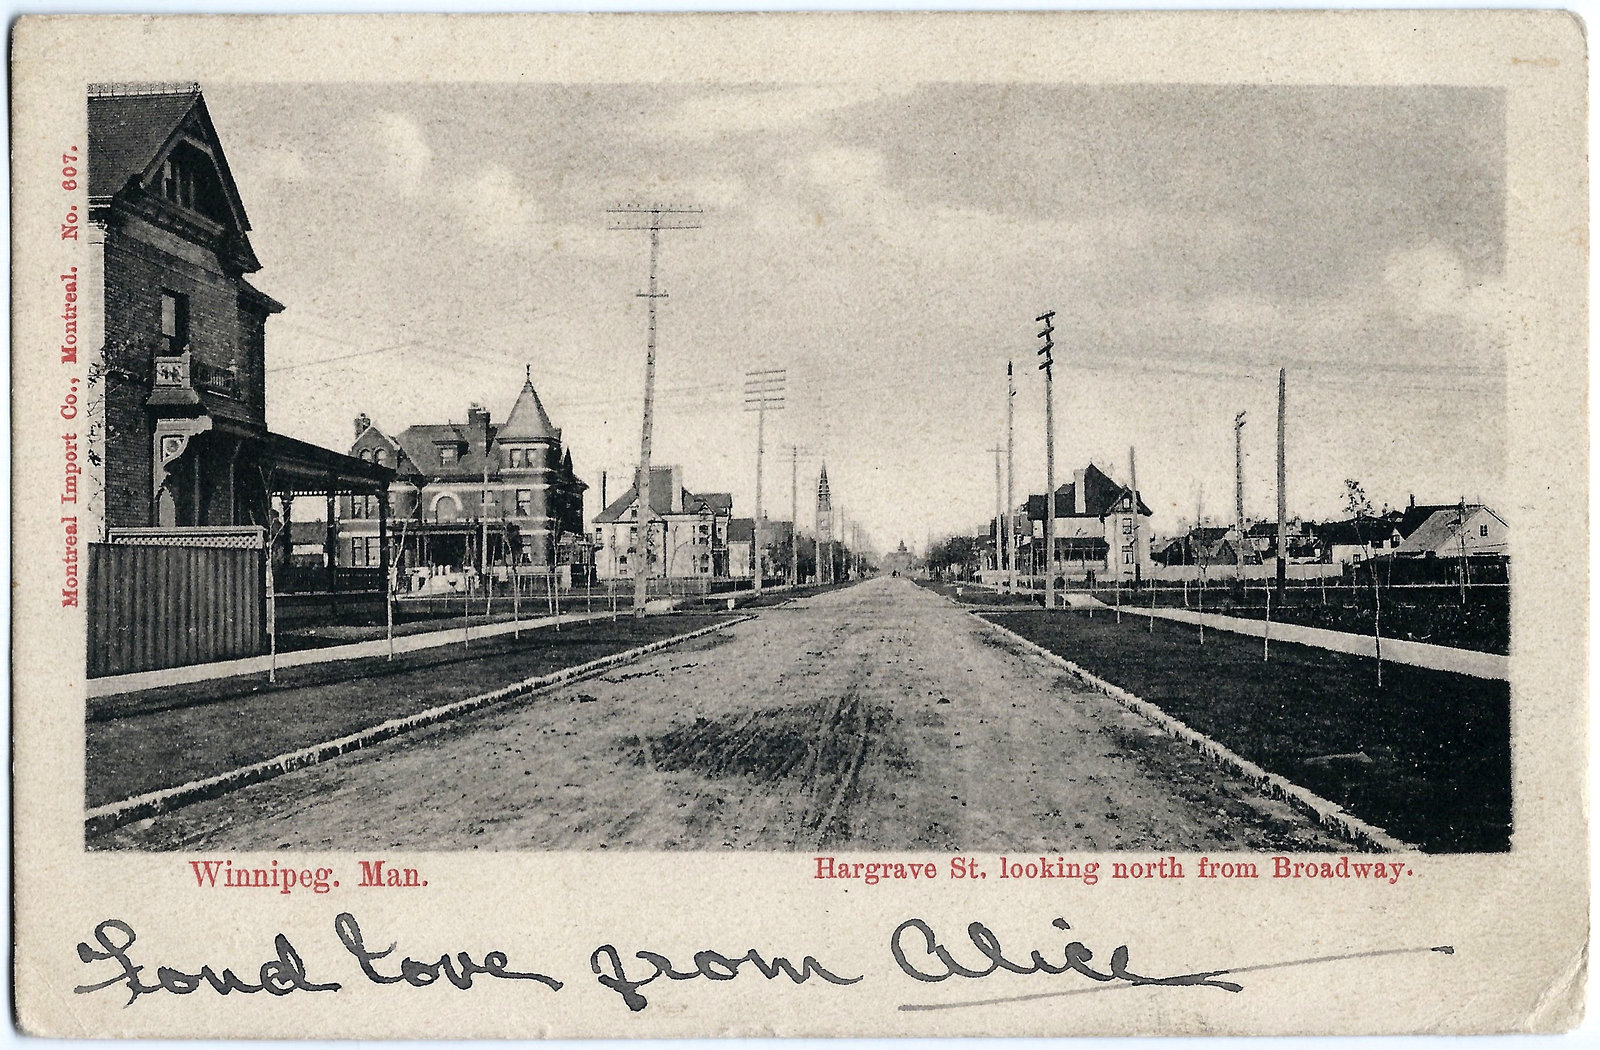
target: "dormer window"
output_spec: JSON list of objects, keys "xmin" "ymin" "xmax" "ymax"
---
[
  {"xmin": 160, "ymin": 156, "xmax": 195, "ymax": 209},
  {"xmin": 438, "ymin": 444, "xmax": 459, "ymax": 465},
  {"xmin": 156, "ymin": 142, "xmax": 228, "ymax": 223}
]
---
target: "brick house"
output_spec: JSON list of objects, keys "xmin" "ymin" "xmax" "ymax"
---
[
  {"xmin": 85, "ymin": 83, "xmax": 389, "ymax": 554},
  {"xmin": 592, "ymin": 466, "xmax": 732, "ymax": 580},
  {"xmin": 337, "ymin": 371, "xmax": 589, "ymax": 588}
]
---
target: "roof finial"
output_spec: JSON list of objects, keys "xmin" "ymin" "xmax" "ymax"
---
[{"xmin": 525, "ymin": 363, "xmax": 531, "ymax": 384}]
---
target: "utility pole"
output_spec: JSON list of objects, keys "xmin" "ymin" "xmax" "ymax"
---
[
  {"xmin": 1005, "ymin": 359, "xmax": 1017, "ymax": 594},
  {"xmin": 608, "ymin": 204, "xmax": 702, "ymax": 618},
  {"xmin": 989, "ymin": 444, "xmax": 1005, "ymax": 574},
  {"xmin": 1128, "ymin": 446, "xmax": 1142, "ymax": 587},
  {"xmin": 480, "ymin": 410, "xmax": 491, "ymax": 582},
  {"xmin": 1234, "ymin": 410, "xmax": 1247, "ymax": 574},
  {"xmin": 790, "ymin": 445, "xmax": 801, "ymax": 587},
  {"xmin": 1234, "ymin": 411, "xmax": 1247, "ymax": 530},
  {"xmin": 744, "ymin": 369, "xmax": 785, "ymax": 595},
  {"xmin": 1276, "ymin": 368, "xmax": 1287, "ymax": 601},
  {"xmin": 1037, "ymin": 310, "xmax": 1057, "ymax": 611}
]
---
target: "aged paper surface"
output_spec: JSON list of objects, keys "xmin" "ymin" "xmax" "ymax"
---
[{"xmin": 10, "ymin": 11, "xmax": 1589, "ymax": 1037}]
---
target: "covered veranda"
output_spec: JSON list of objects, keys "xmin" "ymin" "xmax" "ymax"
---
[{"xmin": 263, "ymin": 431, "xmax": 394, "ymax": 607}]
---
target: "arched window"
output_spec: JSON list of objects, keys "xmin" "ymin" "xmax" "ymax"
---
[
  {"xmin": 374, "ymin": 449, "xmax": 389, "ymax": 467},
  {"xmin": 360, "ymin": 449, "xmax": 372, "ymax": 462},
  {"xmin": 434, "ymin": 494, "xmax": 460, "ymax": 522}
]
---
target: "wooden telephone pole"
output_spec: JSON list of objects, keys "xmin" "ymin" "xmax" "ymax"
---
[
  {"xmin": 744, "ymin": 369, "xmax": 785, "ymax": 595},
  {"xmin": 989, "ymin": 444, "xmax": 1005, "ymax": 574},
  {"xmin": 1037, "ymin": 311, "xmax": 1057, "ymax": 611},
  {"xmin": 608, "ymin": 205, "xmax": 701, "ymax": 617},
  {"xmin": 1005, "ymin": 360, "xmax": 1017, "ymax": 594},
  {"xmin": 1276, "ymin": 368, "xmax": 1288, "ymax": 601}
]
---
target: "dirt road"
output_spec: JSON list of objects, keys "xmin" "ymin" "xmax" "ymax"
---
[{"xmin": 99, "ymin": 577, "xmax": 1342, "ymax": 851}]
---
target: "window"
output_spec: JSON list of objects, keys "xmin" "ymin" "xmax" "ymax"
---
[
  {"xmin": 360, "ymin": 449, "xmax": 372, "ymax": 462},
  {"xmin": 516, "ymin": 489, "xmax": 532, "ymax": 516},
  {"xmin": 438, "ymin": 445, "xmax": 458, "ymax": 465},
  {"xmin": 1121, "ymin": 518, "xmax": 1133, "ymax": 534},
  {"xmin": 1122, "ymin": 545, "xmax": 1134, "ymax": 565},
  {"xmin": 1480, "ymin": 523, "xmax": 1489, "ymax": 537},
  {"xmin": 159, "ymin": 291, "xmax": 189, "ymax": 354},
  {"xmin": 509, "ymin": 448, "xmax": 525, "ymax": 468},
  {"xmin": 160, "ymin": 156, "xmax": 196, "ymax": 209},
  {"xmin": 366, "ymin": 537, "xmax": 381, "ymax": 566},
  {"xmin": 374, "ymin": 449, "xmax": 389, "ymax": 467}
]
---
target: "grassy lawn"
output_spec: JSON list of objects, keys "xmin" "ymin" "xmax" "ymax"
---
[
  {"xmin": 916, "ymin": 580, "xmax": 1045, "ymax": 607},
  {"xmin": 986, "ymin": 610, "xmax": 1510, "ymax": 853},
  {"xmin": 87, "ymin": 614, "xmax": 741, "ymax": 808}
]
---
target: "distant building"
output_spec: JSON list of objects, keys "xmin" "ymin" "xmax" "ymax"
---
[
  {"xmin": 883, "ymin": 540, "xmax": 917, "ymax": 576},
  {"xmin": 338, "ymin": 371, "xmax": 588, "ymax": 589},
  {"xmin": 593, "ymin": 465, "xmax": 732, "ymax": 580},
  {"xmin": 1153, "ymin": 526, "xmax": 1256, "ymax": 568},
  {"xmin": 1315, "ymin": 517, "xmax": 1403, "ymax": 566},
  {"xmin": 1390, "ymin": 504, "xmax": 1508, "ymax": 559},
  {"xmin": 1024, "ymin": 464, "xmax": 1152, "ymax": 580}
]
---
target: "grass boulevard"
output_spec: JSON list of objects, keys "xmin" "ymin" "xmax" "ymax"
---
[{"xmin": 985, "ymin": 609, "xmax": 1510, "ymax": 853}]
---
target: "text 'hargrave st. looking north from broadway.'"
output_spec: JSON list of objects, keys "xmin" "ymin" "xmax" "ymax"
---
[{"xmin": 79, "ymin": 81, "xmax": 1507, "ymax": 859}]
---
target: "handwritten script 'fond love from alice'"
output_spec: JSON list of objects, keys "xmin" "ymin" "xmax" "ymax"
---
[{"xmin": 72, "ymin": 913, "xmax": 1244, "ymax": 1011}]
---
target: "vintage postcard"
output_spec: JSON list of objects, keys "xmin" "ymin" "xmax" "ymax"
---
[{"xmin": 9, "ymin": 10, "xmax": 1589, "ymax": 1038}]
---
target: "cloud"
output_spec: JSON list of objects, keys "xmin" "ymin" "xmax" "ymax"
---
[
  {"xmin": 250, "ymin": 146, "xmax": 309, "ymax": 183},
  {"xmin": 456, "ymin": 165, "xmax": 540, "ymax": 246},
  {"xmin": 373, "ymin": 111, "xmax": 432, "ymax": 190},
  {"xmin": 653, "ymin": 85, "xmax": 911, "ymax": 142}
]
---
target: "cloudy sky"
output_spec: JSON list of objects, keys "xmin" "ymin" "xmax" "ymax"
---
[{"xmin": 204, "ymin": 81, "xmax": 1507, "ymax": 551}]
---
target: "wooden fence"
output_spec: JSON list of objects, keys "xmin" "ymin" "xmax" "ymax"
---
[{"xmin": 87, "ymin": 542, "xmax": 266, "ymax": 678}]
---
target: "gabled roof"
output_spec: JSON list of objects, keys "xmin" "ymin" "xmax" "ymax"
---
[
  {"xmin": 499, "ymin": 375, "xmax": 560, "ymax": 442},
  {"xmin": 1392, "ymin": 505, "xmax": 1503, "ymax": 555},
  {"xmin": 727, "ymin": 518, "xmax": 756, "ymax": 543},
  {"xmin": 593, "ymin": 467, "xmax": 732, "ymax": 523},
  {"xmin": 1395, "ymin": 503, "xmax": 1472, "ymax": 539},
  {"xmin": 1316, "ymin": 517, "xmax": 1400, "ymax": 546},
  {"xmin": 688, "ymin": 492, "xmax": 733, "ymax": 516},
  {"xmin": 87, "ymin": 84, "xmax": 256, "ymax": 255},
  {"xmin": 1026, "ymin": 463, "xmax": 1152, "ymax": 519}
]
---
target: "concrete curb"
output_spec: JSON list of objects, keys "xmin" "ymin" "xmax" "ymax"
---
[
  {"xmin": 974, "ymin": 614, "xmax": 1413, "ymax": 854},
  {"xmin": 85, "ymin": 615, "xmax": 755, "ymax": 837}
]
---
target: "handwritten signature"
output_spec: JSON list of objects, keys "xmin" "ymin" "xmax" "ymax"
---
[{"xmin": 73, "ymin": 912, "xmax": 1450, "ymax": 1011}]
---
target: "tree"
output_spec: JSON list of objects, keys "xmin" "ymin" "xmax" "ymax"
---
[{"xmin": 1342, "ymin": 479, "xmax": 1372, "ymax": 520}]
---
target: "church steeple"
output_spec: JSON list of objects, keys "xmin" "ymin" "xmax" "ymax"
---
[{"xmin": 816, "ymin": 463, "xmax": 832, "ymax": 513}]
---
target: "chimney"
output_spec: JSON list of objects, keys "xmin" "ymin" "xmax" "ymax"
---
[
  {"xmin": 1409, "ymin": 493, "xmax": 1416, "ymax": 510},
  {"xmin": 466, "ymin": 402, "xmax": 490, "ymax": 430},
  {"xmin": 670, "ymin": 465, "xmax": 685, "ymax": 513},
  {"xmin": 1073, "ymin": 468, "xmax": 1087, "ymax": 514},
  {"xmin": 354, "ymin": 413, "xmax": 371, "ymax": 440}
]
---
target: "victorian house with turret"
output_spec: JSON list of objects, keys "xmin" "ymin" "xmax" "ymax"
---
[{"xmin": 338, "ymin": 371, "xmax": 588, "ymax": 590}]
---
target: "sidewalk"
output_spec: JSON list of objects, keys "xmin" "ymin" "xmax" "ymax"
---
[
  {"xmin": 1139, "ymin": 606, "xmax": 1508, "ymax": 680},
  {"xmin": 87, "ymin": 613, "xmax": 743, "ymax": 809}
]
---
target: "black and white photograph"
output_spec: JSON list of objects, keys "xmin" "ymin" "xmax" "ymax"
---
[
  {"xmin": 10, "ymin": 11, "xmax": 1587, "ymax": 1039},
  {"xmin": 78, "ymin": 76, "xmax": 1512, "ymax": 855}
]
